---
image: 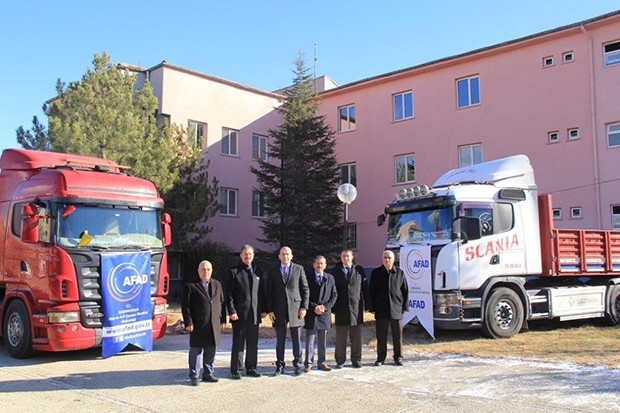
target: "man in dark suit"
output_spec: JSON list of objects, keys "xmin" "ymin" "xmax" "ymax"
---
[
  {"xmin": 331, "ymin": 249, "xmax": 370, "ymax": 368},
  {"xmin": 369, "ymin": 250, "xmax": 409, "ymax": 366},
  {"xmin": 303, "ymin": 255, "xmax": 338, "ymax": 372},
  {"xmin": 264, "ymin": 246, "xmax": 309, "ymax": 376},
  {"xmin": 226, "ymin": 244, "xmax": 264, "ymax": 380},
  {"xmin": 181, "ymin": 260, "xmax": 225, "ymax": 385}
]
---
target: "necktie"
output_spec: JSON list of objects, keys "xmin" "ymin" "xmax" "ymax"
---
[
  {"xmin": 316, "ymin": 275, "xmax": 322, "ymax": 285},
  {"xmin": 345, "ymin": 267, "xmax": 350, "ymax": 279},
  {"xmin": 282, "ymin": 266, "xmax": 289, "ymax": 283},
  {"xmin": 203, "ymin": 282, "xmax": 210, "ymax": 298}
]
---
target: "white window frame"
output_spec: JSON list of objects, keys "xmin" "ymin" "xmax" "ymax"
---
[
  {"xmin": 252, "ymin": 134, "xmax": 268, "ymax": 161},
  {"xmin": 458, "ymin": 144, "xmax": 483, "ymax": 167},
  {"xmin": 604, "ymin": 41, "xmax": 620, "ymax": 67},
  {"xmin": 219, "ymin": 188, "xmax": 238, "ymax": 216},
  {"xmin": 543, "ymin": 56, "xmax": 554, "ymax": 67},
  {"xmin": 338, "ymin": 104, "xmax": 356, "ymax": 132},
  {"xmin": 570, "ymin": 207, "xmax": 582, "ymax": 219},
  {"xmin": 562, "ymin": 51, "xmax": 574, "ymax": 63},
  {"xmin": 346, "ymin": 222, "xmax": 357, "ymax": 250},
  {"xmin": 548, "ymin": 131, "xmax": 560, "ymax": 143},
  {"xmin": 456, "ymin": 75, "xmax": 480, "ymax": 108},
  {"xmin": 612, "ymin": 205, "xmax": 620, "ymax": 229},
  {"xmin": 553, "ymin": 208, "xmax": 562, "ymax": 220},
  {"xmin": 393, "ymin": 91, "xmax": 414, "ymax": 121},
  {"xmin": 188, "ymin": 120, "xmax": 206, "ymax": 148},
  {"xmin": 607, "ymin": 122, "xmax": 620, "ymax": 148},
  {"xmin": 251, "ymin": 190, "xmax": 267, "ymax": 218},
  {"xmin": 340, "ymin": 163, "xmax": 357, "ymax": 186},
  {"xmin": 395, "ymin": 153, "xmax": 415, "ymax": 184},
  {"xmin": 221, "ymin": 128, "xmax": 239, "ymax": 156},
  {"xmin": 568, "ymin": 128, "xmax": 579, "ymax": 140}
]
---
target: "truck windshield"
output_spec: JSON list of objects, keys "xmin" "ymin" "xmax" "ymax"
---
[
  {"xmin": 56, "ymin": 204, "xmax": 163, "ymax": 249},
  {"xmin": 387, "ymin": 207, "xmax": 452, "ymax": 246}
]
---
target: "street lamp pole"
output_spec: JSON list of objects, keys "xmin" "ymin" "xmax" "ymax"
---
[{"xmin": 337, "ymin": 183, "xmax": 357, "ymax": 251}]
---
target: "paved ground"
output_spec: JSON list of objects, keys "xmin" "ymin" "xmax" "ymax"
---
[{"xmin": 1, "ymin": 332, "xmax": 619, "ymax": 413}]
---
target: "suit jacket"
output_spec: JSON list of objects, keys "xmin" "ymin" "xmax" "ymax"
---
[
  {"xmin": 304, "ymin": 271, "xmax": 338, "ymax": 330},
  {"xmin": 181, "ymin": 278, "xmax": 225, "ymax": 347},
  {"xmin": 369, "ymin": 265, "xmax": 409, "ymax": 320},
  {"xmin": 331, "ymin": 263, "xmax": 370, "ymax": 326},
  {"xmin": 226, "ymin": 262, "xmax": 264, "ymax": 325},
  {"xmin": 265, "ymin": 262, "xmax": 309, "ymax": 328}
]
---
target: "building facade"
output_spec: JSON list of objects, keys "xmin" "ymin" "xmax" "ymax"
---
[{"xmin": 129, "ymin": 11, "xmax": 620, "ymax": 267}]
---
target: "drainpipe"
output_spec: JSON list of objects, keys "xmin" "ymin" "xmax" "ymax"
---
[{"xmin": 580, "ymin": 23, "xmax": 603, "ymax": 228}]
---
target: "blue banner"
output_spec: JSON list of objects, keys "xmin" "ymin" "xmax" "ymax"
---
[{"xmin": 101, "ymin": 252, "xmax": 153, "ymax": 358}]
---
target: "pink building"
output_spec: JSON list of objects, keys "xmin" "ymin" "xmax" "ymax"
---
[{"xmin": 129, "ymin": 11, "xmax": 620, "ymax": 267}]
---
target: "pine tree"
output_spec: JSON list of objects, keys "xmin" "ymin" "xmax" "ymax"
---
[{"xmin": 251, "ymin": 55, "xmax": 343, "ymax": 264}]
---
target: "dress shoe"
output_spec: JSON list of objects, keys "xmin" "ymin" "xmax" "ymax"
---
[
  {"xmin": 190, "ymin": 377, "xmax": 199, "ymax": 386},
  {"xmin": 246, "ymin": 369, "xmax": 262, "ymax": 378},
  {"xmin": 304, "ymin": 365, "xmax": 312, "ymax": 373},
  {"xmin": 231, "ymin": 372, "xmax": 241, "ymax": 380},
  {"xmin": 335, "ymin": 363, "xmax": 343, "ymax": 369},
  {"xmin": 394, "ymin": 358, "xmax": 404, "ymax": 366},
  {"xmin": 293, "ymin": 366, "xmax": 301, "ymax": 375},
  {"xmin": 202, "ymin": 375, "xmax": 218, "ymax": 383},
  {"xmin": 318, "ymin": 364, "xmax": 332, "ymax": 372},
  {"xmin": 374, "ymin": 360, "xmax": 384, "ymax": 366},
  {"xmin": 352, "ymin": 361, "xmax": 362, "ymax": 368},
  {"xmin": 273, "ymin": 367, "xmax": 283, "ymax": 376}
]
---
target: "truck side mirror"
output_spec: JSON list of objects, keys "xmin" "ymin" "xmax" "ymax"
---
[
  {"xmin": 162, "ymin": 212, "xmax": 172, "ymax": 247},
  {"xmin": 377, "ymin": 214, "xmax": 386, "ymax": 227},
  {"xmin": 452, "ymin": 216, "xmax": 482, "ymax": 243},
  {"xmin": 21, "ymin": 203, "xmax": 40, "ymax": 243}
]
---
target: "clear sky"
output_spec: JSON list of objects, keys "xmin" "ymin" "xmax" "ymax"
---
[{"xmin": 1, "ymin": 1, "xmax": 618, "ymax": 152}]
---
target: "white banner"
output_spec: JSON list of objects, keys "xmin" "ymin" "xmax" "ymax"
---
[{"xmin": 401, "ymin": 245, "xmax": 434, "ymax": 339}]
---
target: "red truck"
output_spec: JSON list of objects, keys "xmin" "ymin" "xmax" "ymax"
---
[{"xmin": 0, "ymin": 149, "xmax": 171, "ymax": 358}]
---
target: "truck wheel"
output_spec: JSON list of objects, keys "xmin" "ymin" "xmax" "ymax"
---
[
  {"xmin": 482, "ymin": 287, "xmax": 524, "ymax": 339},
  {"xmin": 605, "ymin": 285, "xmax": 620, "ymax": 326},
  {"xmin": 3, "ymin": 300, "xmax": 34, "ymax": 359}
]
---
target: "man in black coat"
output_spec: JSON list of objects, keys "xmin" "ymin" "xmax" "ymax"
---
[
  {"xmin": 369, "ymin": 250, "xmax": 409, "ymax": 366},
  {"xmin": 303, "ymin": 255, "xmax": 338, "ymax": 372},
  {"xmin": 331, "ymin": 249, "xmax": 370, "ymax": 368},
  {"xmin": 264, "ymin": 246, "xmax": 309, "ymax": 376},
  {"xmin": 226, "ymin": 244, "xmax": 264, "ymax": 380},
  {"xmin": 181, "ymin": 260, "xmax": 225, "ymax": 385}
]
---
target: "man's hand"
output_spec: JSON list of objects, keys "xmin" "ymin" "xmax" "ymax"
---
[
  {"xmin": 298, "ymin": 308, "xmax": 307, "ymax": 319},
  {"xmin": 268, "ymin": 312, "xmax": 276, "ymax": 322},
  {"xmin": 185, "ymin": 325, "xmax": 194, "ymax": 333},
  {"xmin": 230, "ymin": 313, "xmax": 239, "ymax": 322}
]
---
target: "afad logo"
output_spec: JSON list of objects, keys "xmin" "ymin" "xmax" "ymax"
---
[
  {"xmin": 106, "ymin": 262, "xmax": 149, "ymax": 302},
  {"xmin": 405, "ymin": 249, "xmax": 430, "ymax": 281}
]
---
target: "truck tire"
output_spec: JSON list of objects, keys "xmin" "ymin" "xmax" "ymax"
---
[
  {"xmin": 482, "ymin": 287, "xmax": 524, "ymax": 339},
  {"xmin": 605, "ymin": 284, "xmax": 620, "ymax": 326},
  {"xmin": 3, "ymin": 300, "xmax": 34, "ymax": 359}
]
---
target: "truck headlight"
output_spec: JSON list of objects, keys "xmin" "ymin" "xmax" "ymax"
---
[
  {"xmin": 435, "ymin": 293, "xmax": 461, "ymax": 306},
  {"xmin": 153, "ymin": 303, "xmax": 166, "ymax": 316},
  {"xmin": 48, "ymin": 311, "xmax": 80, "ymax": 323}
]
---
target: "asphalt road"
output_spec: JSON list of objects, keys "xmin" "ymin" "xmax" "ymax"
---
[{"xmin": 1, "ymin": 332, "xmax": 619, "ymax": 413}]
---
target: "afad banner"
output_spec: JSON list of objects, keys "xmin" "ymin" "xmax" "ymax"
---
[
  {"xmin": 400, "ymin": 245, "xmax": 435, "ymax": 339},
  {"xmin": 101, "ymin": 252, "xmax": 153, "ymax": 358}
]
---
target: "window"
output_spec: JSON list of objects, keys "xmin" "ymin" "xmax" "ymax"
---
[
  {"xmin": 562, "ymin": 52, "xmax": 574, "ymax": 63},
  {"xmin": 543, "ymin": 56, "xmax": 554, "ymax": 67},
  {"xmin": 188, "ymin": 120, "xmax": 206, "ymax": 148},
  {"xmin": 252, "ymin": 134, "xmax": 268, "ymax": 161},
  {"xmin": 608, "ymin": 122, "xmax": 620, "ymax": 147},
  {"xmin": 456, "ymin": 76, "xmax": 480, "ymax": 108},
  {"xmin": 553, "ymin": 208, "xmax": 562, "ymax": 220},
  {"xmin": 604, "ymin": 41, "xmax": 620, "ymax": 67},
  {"xmin": 338, "ymin": 105, "xmax": 356, "ymax": 132},
  {"xmin": 568, "ymin": 128, "xmax": 579, "ymax": 140},
  {"xmin": 219, "ymin": 188, "xmax": 237, "ymax": 216},
  {"xmin": 570, "ymin": 207, "xmax": 582, "ymax": 219},
  {"xmin": 393, "ymin": 91, "xmax": 413, "ymax": 121},
  {"xmin": 612, "ymin": 205, "xmax": 620, "ymax": 229},
  {"xmin": 221, "ymin": 128, "xmax": 238, "ymax": 156},
  {"xmin": 340, "ymin": 163, "xmax": 357, "ymax": 186},
  {"xmin": 458, "ymin": 144, "xmax": 483, "ymax": 167},
  {"xmin": 395, "ymin": 153, "xmax": 415, "ymax": 184},
  {"xmin": 251, "ymin": 191, "xmax": 267, "ymax": 218},
  {"xmin": 548, "ymin": 131, "xmax": 559, "ymax": 143},
  {"xmin": 345, "ymin": 222, "xmax": 357, "ymax": 250}
]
